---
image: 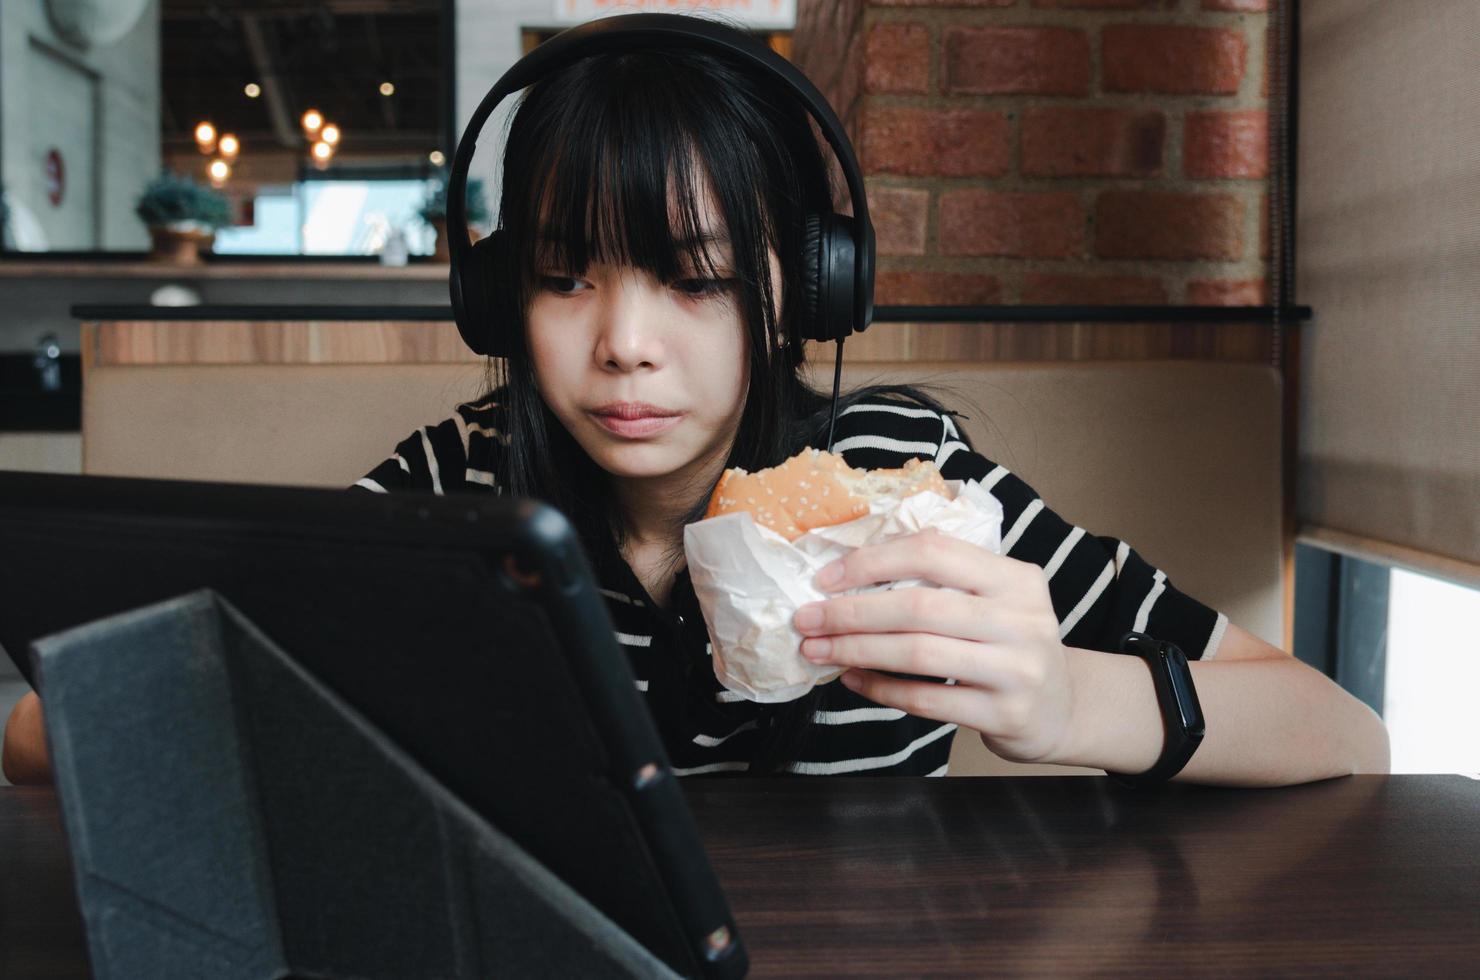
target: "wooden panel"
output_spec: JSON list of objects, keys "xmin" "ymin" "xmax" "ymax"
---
[
  {"xmin": 85, "ymin": 320, "xmax": 483, "ymax": 366},
  {"xmin": 84, "ymin": 319, "xmax": 1274, "ymax": 367}
]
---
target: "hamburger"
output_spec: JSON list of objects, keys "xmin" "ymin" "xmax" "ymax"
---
[{"xmin": 705, "ymin": 448, "xmax": 950, "ymax": 541}]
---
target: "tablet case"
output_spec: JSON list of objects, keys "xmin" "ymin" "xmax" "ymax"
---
[
  {"xmin": 0, "ymin": 471, "xmax": 748, "ymax": 978},
  {"xmin": 35, "ymin": 589, "xmax": 682, "ymax": 980}
]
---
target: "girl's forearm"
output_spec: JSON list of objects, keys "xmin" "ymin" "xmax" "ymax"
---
[
  {"xmin": 1053, "ymin": 648, "xmax": 1391, "ymax": 787},
  {"xmin": 2, "ymin": 691, "xmax": 52, "ymax": 785}
]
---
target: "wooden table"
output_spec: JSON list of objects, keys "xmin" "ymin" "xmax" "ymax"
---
[{"xmin": 3, "ymin": 775, "xmax": 1478, "ymax": 977}]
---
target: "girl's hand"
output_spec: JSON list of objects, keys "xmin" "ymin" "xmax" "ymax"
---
[{"xmin": 792, "ymin": 528, "xmax": 1076, "ymax": 765}]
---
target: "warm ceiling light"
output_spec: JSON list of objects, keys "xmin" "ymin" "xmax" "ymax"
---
[
  {"xmin": 320, "ymin": 124, "xmax": 340, "ymax": 146},
  {"xmin": 312, "ymin": 141, "xmax": 334, "ymax": 162},
  {"xmin": 428, "ymin": 150, "xmax": 445, "ymax": 166},
  {"xmin": 194, "ymin": 121, "xmax": 216, "ymax": 151},
  {"xmin": 217, "ymin": 134, "xmax": 240, "ymax": 160},
  {"xmin": 244, "ymin": 82, "xmax": 261, "ymax": 98},
  {"xmin": 301, "ymin": 109, "xmax": 323, "ymax": 135},
  {"xmin": 379, "ymin": 81, "xmax": 395, "ymax": 96},
  {"xmin": 207, "ymin": 159, "xmax": 231, "ymax": 187}
]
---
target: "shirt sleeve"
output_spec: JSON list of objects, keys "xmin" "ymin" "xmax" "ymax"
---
[
  {"xmin": 349, "ymin": 395, "xmax": 508, "ymax": 496},
  {"xmin": 349, "ymin": 418, "xmax": 460, "ymax": 495},
  {"xmin": 933, "ymin": 411, "xmax": 1230, "ymax": 661}
]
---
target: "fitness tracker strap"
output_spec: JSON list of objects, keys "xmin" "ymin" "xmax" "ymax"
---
[{"xmin": 1107, "ymin": 630, "xmax": 1205, "ymax": 787}]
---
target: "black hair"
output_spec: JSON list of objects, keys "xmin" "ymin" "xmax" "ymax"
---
[{"xmin": 478, "ymin": 37, "xmax": 968, "ymax": 773}]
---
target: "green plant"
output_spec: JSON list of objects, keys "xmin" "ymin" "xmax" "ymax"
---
[
  {"xmin": 134, "ymin": 171, "xmax": 233, "ymax": 230},
  {"xmin": 420, "ymin": 172, "xmax": 491, "ymax": 226}
]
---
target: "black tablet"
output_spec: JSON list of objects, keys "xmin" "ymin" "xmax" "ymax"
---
[{"xmin": 0, "ymin": 470, "xmax": 747, "ymax": 979}]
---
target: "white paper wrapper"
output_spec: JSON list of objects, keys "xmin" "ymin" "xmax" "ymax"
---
[{"xmin": 682, "ymin": 479, "xmax": 1005, "ymax": 703}]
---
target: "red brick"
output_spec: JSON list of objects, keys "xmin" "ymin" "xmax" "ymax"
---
[
  {"xmin": 877, "ymin": 270, "xmax": 1004, "ymax": 306},
  {"xmin": 1021, "ymin": 107, "xmax": 1165, "ymax": 178},
  {"xmin": 1103, "ymin": 25, "xmax": 1246, "ymax": 94},
  {"xmin": 939, "ymin": 191, "xmax": 1085, "ymax": 259},
  {"xmin": 1204, "ymin": 0, "xmax": 1268, "ymax": 10},
  {"xmin": 944, "ymin": 27, "xmax": 1091, "ymax": 96},
  {"xmin": 865, "ymin": 23, "xmax": 930, "ymax": 95},
  {"xmin": 1095, "ymin": 191, "xmax": 1244, "ymax": 260},
  {"xmin": 1033, "ymin": 0, "xmax": 1158, "ymax": 7},
  {"xmin": 871, "ymin": 185, "xmax": 930, "ymax": 256},
  {"xmin": 1185, "ymin": 110, "xmax": 1268, "ymax": 178},
  {"xmin": 863, "ymin": 106, "xmax": 1012, "ymax": 177},
  {"xmin": 1022, "ymin": 274, "xmax": 1168, "ymax": 304},
  {"xmin": 1188, "ymin": 279, "xmax": 1267, "ymax": 305}
]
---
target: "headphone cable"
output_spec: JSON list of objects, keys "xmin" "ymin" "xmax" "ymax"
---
[{"xmin": 825, "ymin": 337, "xmax": 845, "ymax": 452}]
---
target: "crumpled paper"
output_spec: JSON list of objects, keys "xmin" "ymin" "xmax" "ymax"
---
[{"xmin": 683, "ymin": 479, "xmax": 1005, "ymax": 703}]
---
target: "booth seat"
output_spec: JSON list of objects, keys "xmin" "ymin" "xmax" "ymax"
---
[{"xmin": 83, "ymin": 358, "xmax": 1283, "ymax": 777}]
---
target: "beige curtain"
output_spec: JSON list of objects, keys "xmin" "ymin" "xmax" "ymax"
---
[{"xmin": 1296, "ymin": 0, "xmax": 1480, "ymax": 589}]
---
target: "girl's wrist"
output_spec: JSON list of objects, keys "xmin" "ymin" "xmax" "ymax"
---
[{"xmin": 1054, "ymin": 646, "xmax": 1164, "ymax": 773}]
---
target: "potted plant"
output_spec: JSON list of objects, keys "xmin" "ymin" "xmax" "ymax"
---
[
  {"xmin": 420, "ymin": 172, "xmax": 490, "ymax": 261},
  {"xmin": 134, "ymin": 171, "xmax": 233, "ymax": 265}
]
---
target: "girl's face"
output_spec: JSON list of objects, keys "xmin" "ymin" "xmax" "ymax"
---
[{"xmin": 525, "ymin": 188, "xmax": 778, "ymax": 488}]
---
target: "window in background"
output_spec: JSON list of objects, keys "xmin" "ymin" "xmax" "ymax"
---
[
  {"xmin": 1385, "ymin": 570, "xmax": 1480, "ymax": 775},
  {"xmin": 214, "ymin": 180, "xmax": 435, "ymax": 256},
  {"xmin": 1295, "ymin": 542, "xmax": 1479, "ymax": 776}
]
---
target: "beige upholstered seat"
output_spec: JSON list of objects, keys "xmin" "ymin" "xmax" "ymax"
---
[{"xmin": 83, "ymin": 358, "xmax": 1282, "ymax": 776}]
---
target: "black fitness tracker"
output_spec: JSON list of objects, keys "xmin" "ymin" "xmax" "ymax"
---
[{"xmin": 1107, "ymin": 631, "xmax": 1205, "ymax": 787}]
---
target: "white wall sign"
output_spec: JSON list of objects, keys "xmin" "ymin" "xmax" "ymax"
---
[{"xmin": 550, "ymin": 0, "xmax": 795, "ymax": 31}]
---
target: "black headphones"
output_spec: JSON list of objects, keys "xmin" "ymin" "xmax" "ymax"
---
[{"xmin": 445, "ymin": 13, "xmax": 875, "ymax": 359}]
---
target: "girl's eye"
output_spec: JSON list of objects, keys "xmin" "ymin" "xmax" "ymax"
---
[
  {"xmin": 538, "ymin": 275, "xmax": 588, "ymax": 295},
  {"xmin": 673, "ymin": 277, "xmax": 737, "ymax": 299}
]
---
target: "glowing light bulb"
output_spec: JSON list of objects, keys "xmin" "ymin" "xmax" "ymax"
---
[
  {"xmin": 207, "ymin": 159, "xmax": 231, "ymax": 187},
  {"xmin": 312, "ymin": 141, "xmax": 334, "ymax": 162},
  {"xmin": 301, "ymin": 109, "xmax": 323, "ymax": 135},
  {"xmin": 320, "ymin": 124, "xmax": 340, "ymax": 146},
  {"xmin": 218, "ymin": 134, "xmax": 240, "ymax": 160},
  {"xmin": 379, "ymin": 81, "xmax": 395, "ymax": 97},
  {"xmin": 244, "ymin": 82, "xmax": 261, "ymax": 98},
  {"xmin": 428, "ymin": 150, "xmax": 445, "ymax": 166},
  {"xmin": 194, "ymin": 121, "xmax": 216, "ymax": 153}
]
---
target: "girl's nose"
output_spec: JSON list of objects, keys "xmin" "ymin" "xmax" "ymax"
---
[{"xmin": 593, "ymin": 274, "xmax": 666, "ymax": 372}]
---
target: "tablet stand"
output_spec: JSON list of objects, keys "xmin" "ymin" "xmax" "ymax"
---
[{"xmin": 33, "ymin": 590, "xmax": 682, "ymax": 980}]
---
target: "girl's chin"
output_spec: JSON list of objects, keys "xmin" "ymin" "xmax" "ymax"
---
[{"xmin": 583, "ymin": 443, "xmax": 693, "ymax": 481}]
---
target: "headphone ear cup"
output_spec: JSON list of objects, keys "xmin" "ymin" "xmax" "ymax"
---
[
  {"xmin": 797, "ymin": 213, "xmax": 857, "ymax": 345},
  {"xmin": 452, "ymin": 230, "xmax": 511, "ymax": 357},
  {"xmin": 799, "ymin": 214, "xmax": 825, "ymax": 344}
]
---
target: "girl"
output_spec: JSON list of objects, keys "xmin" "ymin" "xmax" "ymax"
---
[{"xmin": 3, "ymin": 29, "xmax": 1388, "ymax": 787}]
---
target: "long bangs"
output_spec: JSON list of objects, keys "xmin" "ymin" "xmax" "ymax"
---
[{"xmin": 501, "ymin": 51, "xmax": 782, "ymax": 352}]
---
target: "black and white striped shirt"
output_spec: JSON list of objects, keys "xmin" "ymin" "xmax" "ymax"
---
[{"xmin": 355, "ymin": 390, "xmax": 1228, "ymax": 777}]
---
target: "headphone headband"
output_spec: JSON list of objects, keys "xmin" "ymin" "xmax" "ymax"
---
[{"xmin": 445, "ymin": 12, "xmax": 875, "ymax": 335}]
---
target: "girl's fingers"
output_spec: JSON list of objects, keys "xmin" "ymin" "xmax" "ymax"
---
[
  {"xmin": 803, "ymin": 631, "xmax": 1025, "ymax": 692},
  {"xmin": 794, "ymin": 586, "xmax": 1006, "ymax": 645},
  {"xmin": 840, "ymin": 669, "xmax": 1004, "ymax": 732},
  {"xmin": 814, "ymin": 528, "xmax": 1025, "ymax": 598}
]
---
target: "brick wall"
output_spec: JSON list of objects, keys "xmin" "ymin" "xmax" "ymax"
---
[{"xmin": 801, "ymin": 0, "xmax": 1273, "ymax": 314}]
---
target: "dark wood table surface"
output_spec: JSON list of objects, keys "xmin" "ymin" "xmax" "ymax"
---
[{"xmin": 4, "ymin": 775, "xmax": 1479, "ymax": 977}]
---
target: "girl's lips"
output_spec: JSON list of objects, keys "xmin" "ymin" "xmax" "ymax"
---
[{"xmin": 590, "ymin": 412, "xmax": 683, "ymax": 438}]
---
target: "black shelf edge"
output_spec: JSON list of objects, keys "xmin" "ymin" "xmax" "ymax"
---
[
  {"xmin": 877, "ymin": 304, "xmax": 1312, "ymax": 324},
  {"xmin": 3, "ymin": 252, "xmax": 448, "ymax": 266},
  {"xmin": 70, "ymin": 304, "xmax": 1314, "ymax": 324}
]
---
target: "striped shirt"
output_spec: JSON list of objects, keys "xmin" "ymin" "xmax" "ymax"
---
[{"xmin": 354, "ymin": 390, "xmax": 1228, "ymax": 777}]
